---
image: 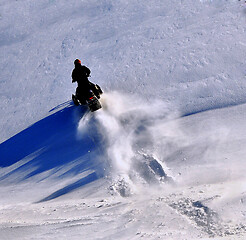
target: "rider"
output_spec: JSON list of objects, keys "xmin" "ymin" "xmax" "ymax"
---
[{"xmin": 72, "ymin": 59, "xmax": 99, "ymax": 104}]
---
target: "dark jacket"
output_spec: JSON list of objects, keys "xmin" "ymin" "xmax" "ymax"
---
[{"xmin": 72, "ymin": 64, "xmax": 91, "ymax": 92}]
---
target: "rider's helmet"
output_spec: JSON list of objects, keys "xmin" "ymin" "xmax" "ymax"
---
[{"xmin": 74, "ymin": 59, "xmax": 81, "ymax": 65}]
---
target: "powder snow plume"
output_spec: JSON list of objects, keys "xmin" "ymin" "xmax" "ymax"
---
[
  {"xmin": 76, "ymin": 91, "xmax": 237, "ymax": 197},
  {"xmin": 77, "ymin": 92, "xmax": 185, "ymax": 195}
]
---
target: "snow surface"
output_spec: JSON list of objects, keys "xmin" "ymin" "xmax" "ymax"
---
[{"xmin": 1, "ymin": 0, "xmax": 246, "ymax": 239}]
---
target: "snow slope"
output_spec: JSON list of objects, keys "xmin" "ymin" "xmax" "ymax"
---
[{"xmin": 1, "ymin": 0, "xmax": 246, "ymax": 239}]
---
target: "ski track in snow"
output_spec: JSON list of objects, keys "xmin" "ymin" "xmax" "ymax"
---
[{"xmin": 1, "ymin": 0, "xmax": 246, "ymax": 239}]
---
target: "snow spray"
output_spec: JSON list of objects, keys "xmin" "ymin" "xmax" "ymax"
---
[{"xmin": 91, "ymin": 91, "xmax": 184, "ymax": 194}]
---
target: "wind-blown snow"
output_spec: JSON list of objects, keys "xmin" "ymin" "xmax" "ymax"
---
[{"xmin": 1, "ymin": 0, "xmax": 246, "ymax": 239}]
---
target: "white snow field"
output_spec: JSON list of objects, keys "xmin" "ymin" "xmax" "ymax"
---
[{"xmin": 1, "ymin": 0, "xmax": 246, "ymax": 239}]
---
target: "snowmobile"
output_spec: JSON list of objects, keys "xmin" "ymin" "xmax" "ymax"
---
[{"xmin": 72, "ymin": 84, "xmax": 103, "ymax": 112}]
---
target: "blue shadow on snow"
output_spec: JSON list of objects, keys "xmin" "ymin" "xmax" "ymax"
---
[{"xmin": 0, "ymin": 101, "xmax": 105, "ymax": 201}]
